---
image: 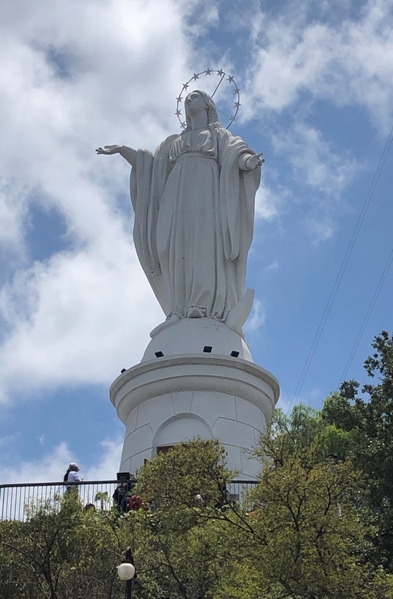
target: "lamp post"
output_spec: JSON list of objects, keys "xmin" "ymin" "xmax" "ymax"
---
[{"xmin": 117, "ymin": 547, "xmax": 135, "ymax": 599}]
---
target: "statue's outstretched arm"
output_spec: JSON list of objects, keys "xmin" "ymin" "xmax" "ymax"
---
[
  {"xmin": 238, "ymin": 152, "xmax": 265, "ymax": 171},
  {"xmin": 95, "ymin": 145, "xmax": 137, "ymax": 167}
]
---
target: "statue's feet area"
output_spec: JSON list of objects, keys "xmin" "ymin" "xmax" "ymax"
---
[{"xmin": 186, "ymin": 306, "xmax": 207, "ymax": 318}]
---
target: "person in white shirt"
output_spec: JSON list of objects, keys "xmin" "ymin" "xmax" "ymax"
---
[{"xmin": 64, "ymin": 462, "xmax": 82, "ymax": 493}]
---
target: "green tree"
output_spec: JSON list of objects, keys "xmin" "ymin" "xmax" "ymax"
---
[
  {"xmin": 2, "ymin": 433, "xmax": 393, "ymax": 599},
  {"xmin": 232, "ymin": 428, "xmax": 391, "ymax": 598},
  {"xmin": 134, "ymin": 435, "xmax": 393, "ymax": 599},
  {"xmin": 0, "ymin": 493, "xmax": 131, "ymax": 599},
  {"xmin": 132, "ymin": 439, "xmax": 234, "ymax": 599},
  {"xmin": 323, "ymin": 330, "xmax": 393, "ymax": 570},
  {"xmin": 267, "ymin": 404, "xmax": 353, "ymax": 466}
]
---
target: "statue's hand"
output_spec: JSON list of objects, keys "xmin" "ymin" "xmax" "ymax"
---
[
  {"xmin": 95, "ymin": 145, "xmax": 122, "ymax": 155},
  {"xmin": 245, "ymin": 153, "xmax": 265, "ymax": 169}
]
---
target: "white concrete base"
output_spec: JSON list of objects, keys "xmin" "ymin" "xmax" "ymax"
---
[
  {"xmin": 143, "ymin": 317, "xmax": 253, "ymax": 362},
  {"xmin": 110, "ymin": 337, "xmax": 280, "ymax": 478}
]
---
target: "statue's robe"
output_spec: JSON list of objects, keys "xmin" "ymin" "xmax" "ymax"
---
[{"xmin": 130, "ymin": 127, "xmax": 260, "ymax": 321}]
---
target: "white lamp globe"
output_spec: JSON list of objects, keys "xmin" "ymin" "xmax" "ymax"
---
[{"xmin": 117, "ymin": 562, "xmax": 135, "ymax": 580}]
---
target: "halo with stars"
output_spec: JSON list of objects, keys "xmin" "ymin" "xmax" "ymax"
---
[{"xmin": 175, "ymin": 69, "xmax": 241, "ymax": 130}]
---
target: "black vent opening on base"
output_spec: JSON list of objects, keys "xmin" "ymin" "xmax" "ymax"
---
[
  {"xmin": 230, "ymin": 351, "xmax": 240, "ymax": 358},
  {"xmin": 120, "ymin": 368, "xmax": 127, "ymax": 373},
  {"xmin": 203, "ymin": 346, "xmax": 213, "ymax": 353},
  {"xmin": 155, "ymin": 351, "xmax": 164, "ymax": 358}
]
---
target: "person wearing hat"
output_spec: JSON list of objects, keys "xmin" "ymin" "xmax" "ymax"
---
[{"xmin": 64, "ymin": 462, "xmax": 82, "ymax": 494}]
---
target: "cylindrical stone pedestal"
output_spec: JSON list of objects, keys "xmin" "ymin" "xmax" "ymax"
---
[{"xmin": 110, "ymin": 319, "xmax": 279, "ymax": 478}]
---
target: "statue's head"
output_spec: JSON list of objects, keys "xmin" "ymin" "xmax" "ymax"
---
[{"xmin": 184, "ymin": 90, "xmax": 220, "ymax": 131}]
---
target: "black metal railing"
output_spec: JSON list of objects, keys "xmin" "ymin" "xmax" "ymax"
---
[
  {"xmin": 0, "ymin": 479, "xmax": 258, "ymax": 521},
  {"xmin": 227, "ymin": 480, "xmax": 258, "ymax": 507},
  {"xmin": 0, "ymin": 480, "xmax": 118, "ymax": 521}
]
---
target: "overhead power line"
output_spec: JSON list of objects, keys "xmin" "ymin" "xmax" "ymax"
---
[
  {"xmin": 287, "ymin": 124, "xmax": 393, "ymax": 414},
  {"xmin": 338, "ymin": 246, "xmax": 393, "ymax": 385}
]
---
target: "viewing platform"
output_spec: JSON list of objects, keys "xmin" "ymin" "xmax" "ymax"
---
[{"xmin": 0, "ymin": 479, "xmax": 258, "ymax": 521}]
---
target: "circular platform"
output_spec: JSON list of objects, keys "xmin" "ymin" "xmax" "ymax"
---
[{"xmin": 110, "ymin": 354, "xmax": 280, "ymax": 478}]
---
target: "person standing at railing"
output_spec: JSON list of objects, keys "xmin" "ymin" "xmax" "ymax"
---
[
  {"xmin": 64, "ymin": 462, "xmax": 82, "ymax": 494},
  {"xmin": 113, "ymin": 474, "xmax": 136, "ymax": 513}
]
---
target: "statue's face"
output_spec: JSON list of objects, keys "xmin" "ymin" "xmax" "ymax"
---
[{"xmin": 185, "ymin": 91, "xmax": 207, "ymax": 118}]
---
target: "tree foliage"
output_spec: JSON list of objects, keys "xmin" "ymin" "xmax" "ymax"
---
[
  {"xmin": 132, "ymin": 439, "xmax": 235, "ymax": 599},
  {"xmin": 234, "ymin": 411, "xmax": 390, "ymax": 599},
  {"xmin": 0, "ymin": 493, "xmax": 128, "ymax": 599},
  {"xmin": 322, "ymin": 330, "xmax": 393, "ymax": 570}
]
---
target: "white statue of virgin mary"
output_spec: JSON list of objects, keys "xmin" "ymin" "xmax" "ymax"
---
[{"xmin": 97, "ymin": 90, "xmax": 263, "ymax": 336}]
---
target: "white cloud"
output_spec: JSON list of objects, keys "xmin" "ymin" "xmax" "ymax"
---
[
  {"xmin": 0, "ymin": 0, "xmax": 195, "ymax": 404},
  {"xmin": 272, "ymin": 123, "xmax": 358, "ymax": 195},
  {"xmin": 0, "ymin": 436, "xmax": 122, "ymax": 484},
  {"xmin": 243, "ymin": 0, "xmax": 393, "ymax": 130},
  {"xmin": 0, "ymin": 244, "xmax": 162, "ymax": 402},
  {"xmin": 0, "ymin": 441, "xmax": 72, "ymax": 484},
  {"xmin": 0, "ymin": 180, "xmax": 29, "ymax": 254},
  {"xmin": 305, "ymin": 216, "xmax": 335, "ymax": 244},
  {"xmin": 255, "ymin": 183, "xmax": 285, "ymax": 220},
  {"xmin": 85, "ymin": 437, "xmax": 123, "ymax": 481},
  {"xmin": 184, "ymin": 0, "xmax": 220, "ymax": 37},
  {"xmin": 264, "ymin": 261, "xmax": 279, "ymax": 272},
  {"xmin": 244, "ymin": 298, "xmax": 266, "ymax": 333},
  {"xmin": 268, "ymin": 122, "xmax": 357, "ymax": 242}
]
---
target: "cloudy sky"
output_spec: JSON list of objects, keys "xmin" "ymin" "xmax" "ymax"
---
[{"xmin": 1, "ymin": 0, "xmax": 392, "ymax": 483}]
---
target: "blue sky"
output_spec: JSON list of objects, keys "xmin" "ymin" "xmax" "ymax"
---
[{"xmin": 0, "ymin": 0, "xmax": 392, "ymax": 483}]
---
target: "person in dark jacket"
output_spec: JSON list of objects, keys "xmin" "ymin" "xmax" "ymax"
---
[{"xmin": 113, "ymin": 475, "xmax": 136, "ymax": 512}]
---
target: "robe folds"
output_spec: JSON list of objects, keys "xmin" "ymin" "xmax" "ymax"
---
[{"xmin": 130, "ymin": 126, "xmax": 260, "ymax": 322}]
